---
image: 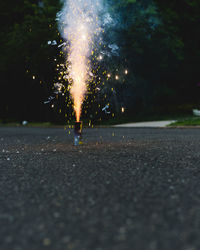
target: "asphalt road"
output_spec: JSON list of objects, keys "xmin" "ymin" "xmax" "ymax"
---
[{"xmin": 1, "ymin": 127, "xmax": 200, "ymax": 250}]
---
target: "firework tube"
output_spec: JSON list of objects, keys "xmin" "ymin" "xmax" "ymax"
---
[{"xmin": 74, "ymin": 121, "xmax": 83, "ymax": 146}]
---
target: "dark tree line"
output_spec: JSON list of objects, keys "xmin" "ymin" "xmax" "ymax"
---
[{"xmin": 0, "ymin": 0, "xmax": 200, "ymax": 123}]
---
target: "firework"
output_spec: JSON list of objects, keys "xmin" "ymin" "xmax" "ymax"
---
[{"xmin": 58, "ymin": 0, "xmax": 102, "ymax": 122}]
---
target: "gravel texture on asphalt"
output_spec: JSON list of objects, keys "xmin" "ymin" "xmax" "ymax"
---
[{"xmin": 0, "ymin": 127, "xmax": 200, "ymax": 250}]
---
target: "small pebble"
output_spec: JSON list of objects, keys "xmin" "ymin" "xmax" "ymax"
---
[{"xmin": 43, "ymin": 238, "xmax": 51, "ymax": 246}]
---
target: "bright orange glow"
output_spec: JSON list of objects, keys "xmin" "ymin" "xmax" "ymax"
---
[{"xmin": 69, "ymin": 27, "xmax": 89, "ymax": 121}]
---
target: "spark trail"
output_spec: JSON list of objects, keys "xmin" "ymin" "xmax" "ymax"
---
[{"xmin": 58, "ymin": 0, "xmax": 102, "ymax": 122}]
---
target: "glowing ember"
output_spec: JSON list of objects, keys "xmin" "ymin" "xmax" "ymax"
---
[{"xmin": 58, "ymin": 0, "xmax": 102, "ymax": 122}]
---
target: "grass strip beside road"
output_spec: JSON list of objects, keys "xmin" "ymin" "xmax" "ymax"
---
[{"xmin": 169, "ymin": 116, "xmax": 200, "ymax": 126}]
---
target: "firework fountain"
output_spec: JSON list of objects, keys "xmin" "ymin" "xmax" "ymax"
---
[{"xmin": 58, "ymin": 0, "xmax": 103, "ymax": 145}]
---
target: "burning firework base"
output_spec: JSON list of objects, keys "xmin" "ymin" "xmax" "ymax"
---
[{"xmin": 74, "ymin": 121, "xmax": 83, "ymax": 146}]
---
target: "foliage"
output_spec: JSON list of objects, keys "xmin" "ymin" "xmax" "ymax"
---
[
  {"xmin": 0, "ymin": 0, "xmax": 200, "ymax": 122},
  {"xmin": 0, "ymin": 0, "xmax": 60, "ymax": 121}
]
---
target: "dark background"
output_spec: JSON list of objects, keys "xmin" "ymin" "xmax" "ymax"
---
[{"xmin": 0, "ymin": 0, "xmax": 200, "ymax": 123}]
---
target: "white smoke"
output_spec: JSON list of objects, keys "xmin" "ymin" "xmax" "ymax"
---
[{"xmin": 58, "ymin": 0, "xmax": 104, "ymax": 40}]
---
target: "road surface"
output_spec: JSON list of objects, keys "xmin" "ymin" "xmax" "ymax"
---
[{"xmin": 0, "ymin": 127, "xmax": 200, "ymax": 250}]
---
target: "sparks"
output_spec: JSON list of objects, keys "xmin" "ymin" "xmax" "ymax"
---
[{"xmin": 58, "ymin": 0, "xmax": 102, "ymax": 122}]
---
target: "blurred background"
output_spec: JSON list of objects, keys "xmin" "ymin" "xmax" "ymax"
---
[{"xmin": 0, "ymin": 0, "xmax": 200, "ymax": 125}]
